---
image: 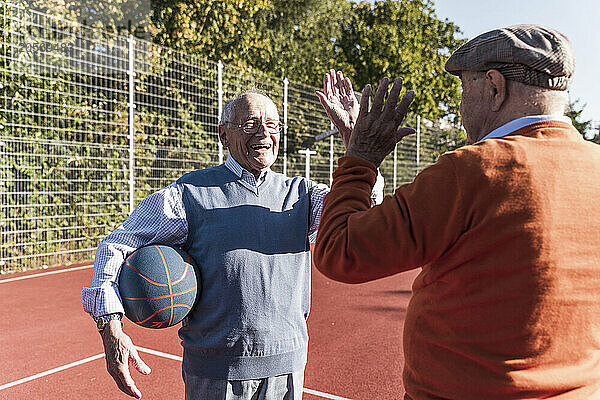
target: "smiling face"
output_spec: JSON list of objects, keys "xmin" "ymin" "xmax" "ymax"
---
[{"xmin": 219, "ymin": 93, "xmax": 280, "ymax": 177}]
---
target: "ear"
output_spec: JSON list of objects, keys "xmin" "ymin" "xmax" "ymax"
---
[
  {"xmin": 219, "ymin": 125, "xmax": 229, "ymax": 148},
  {"xmin": 486, "ymin": 69, "xmax": 507, "ymax": 112}
]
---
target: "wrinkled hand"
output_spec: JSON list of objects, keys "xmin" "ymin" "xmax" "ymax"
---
[
  {"xmin": 101, "ymin": 320, "xmax": 151, "ymax": 399},
  {"xmin": 315, "ymin": 69, "xmax": 360, "ymax": 148},
  {"xmin": 346, "ymin": 77, "xmax": 416, "ymax": 167}
]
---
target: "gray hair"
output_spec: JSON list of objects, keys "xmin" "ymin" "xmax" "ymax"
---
[{"xmin": 219, "ymin": 88, "xmax": 275, "ymax": 126}]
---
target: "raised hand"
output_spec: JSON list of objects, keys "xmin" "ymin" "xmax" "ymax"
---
[
  {"xmin": 346, "ymin": 77, "xmax": 416, "ymax": 167},
  {"xmin": 315, "ymin": 69, "xmax": 360, "ymax": 148}
]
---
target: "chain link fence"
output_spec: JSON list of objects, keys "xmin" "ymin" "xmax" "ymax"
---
[{"xmin": 0, "ymin": 1, "xmax": 463, "ymax": 273}]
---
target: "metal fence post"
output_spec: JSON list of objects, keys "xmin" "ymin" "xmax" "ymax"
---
[
  {"xmin": 127, "ymin": 35, "xmax": 136, "ymax": 214},
  {"xmin": 329, "ymin": 122, "xmax": 334, "ymax": 186},
  {"xmin": 217, "ymin": 60, "xmax": 224, "ymax": 164},
  {"xmin": 0, "ymin": 2, "xmax": 6, "ymax": 271},
  {"xmin": 416, "ymin": 115, "xmax": 421, "ymax": 176},
  {"xmin": 298, "ymin": 148, "xmax": 316, "ymax": 180},
  {"xmin": 283, "ymin": 78, "xmax": 289, "ymax": 176}
]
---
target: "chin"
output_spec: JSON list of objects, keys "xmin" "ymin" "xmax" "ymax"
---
[
  {"xmin": 251, "ymin": 159, "xmax": 275, "ymax": 172},
  {"xmin": 258, "ymin": 153, "xmax": 277, "ymax": 166}
]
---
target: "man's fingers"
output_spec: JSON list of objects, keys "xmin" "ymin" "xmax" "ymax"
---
[
  {"xmin": 315, "ymin": 91, "xmax": 335, "ymax": 118},
  {"xmin": 315, "ymin": 91, "xmax": 332, "ymax": 109},
  {"xmin": 109, "ymin": 364, "xmax": 141, "ymax": 399},
  {"xmin": 370, "ymin": 77, "xmax": 389, "ymax": 116},
  {"xmin": 315, "ymin": 90, "xmax": 329, "ymax": 106},
  {"xmin": 130, "ymin": 347, "xmax": 151, "ymax": 375},
  {"xmin": 382, "ymin": 77, "xmax": 403, "ymax": 119},
  {"xmin": 396, "ymin": 127, "xmax": 416, "ymax": 142},
  {"xmin": 394, "ymin": 90, "xmax": 416, "ymax": 123},
  {"xmin": 101, "ymin": 328, "xmax": 146, "ymax": 399},
  {"xmin": 116, "ymin": 379, "xmax": 141, "ymax": 399},
  {"xmin": 358, "ymin": 84, "xmax": 371, "ymax": 119},
  {"xmin": 323, "ymin": 73, "xmax": 332, "ymax": 98},
  {"xmin": 328, "ymin": 69, "xmax": 336, "ymax": 96},
  {"xmin": 343, "ymin": 77, "xmax": 354, "ymax": 97},
  {"xmin": 120, "ymin": 367, "xmax": 142, "ymax": 399},
  {"xmin": 336, "ymin": 71, "xmax": 345, "ymax": 96},
  {"xmin": 331, "ymin": 70, "xmax": 341, "ymax": 97}
]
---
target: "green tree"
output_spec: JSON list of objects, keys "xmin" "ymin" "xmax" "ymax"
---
[
  {"xmin": 250, "ymin": 0, "xmax": 354, "ymax": 86},
  {"xmin": 151, "ymin": 0, "xmax": 272, "ymax": 62},
  {"xmin": 566, "ymin": 98, "xmax": 593, "ymax": 139},
  {"xmin": 23, "ymin": 0, "xmax": 154, "ymax": 36},
  {"xmin": 150, "ymin": 0, "xmax": 352, "ymax": 86},
  {"xmin": 337, "ymin": 0, "xmax": 464, "ymax": 120}
]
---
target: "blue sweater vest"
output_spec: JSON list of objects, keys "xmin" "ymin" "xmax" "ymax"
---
[{"xmin": 177, "ymin": 164, "xmax": 313, "ymax": 380}]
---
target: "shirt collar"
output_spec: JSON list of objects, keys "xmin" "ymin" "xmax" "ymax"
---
[
  {"xmin": 224, "ymin": 155, "xmax": 269, "ymax": 184},
  {"xmin": 480, "ymin": 115, "xmax": 573, "ymax": 141}
]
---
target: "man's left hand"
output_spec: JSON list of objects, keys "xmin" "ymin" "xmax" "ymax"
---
[
  {"xmin": 316, "ymin": 69, "xmax": 360, "ymax": 148},
  {"xmin": 345, "ymin": 77, "xmax": 416, "ymax": 167}
]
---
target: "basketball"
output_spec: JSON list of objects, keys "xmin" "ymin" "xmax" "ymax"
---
[{"xmin": 118, "ymin": 245, "xmax": 200, "ymax": 329}]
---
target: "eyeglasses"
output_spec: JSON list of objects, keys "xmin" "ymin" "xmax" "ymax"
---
[{"xmin": 229, "ymin": 118, "xmax": 281, "ymax": 135}]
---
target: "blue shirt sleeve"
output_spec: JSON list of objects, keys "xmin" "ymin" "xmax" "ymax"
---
[{"xmin": 82, "ymin": 183, "xmax": 188, "ymax": 319}]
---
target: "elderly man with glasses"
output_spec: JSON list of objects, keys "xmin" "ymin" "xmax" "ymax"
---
[{"xmin": 82, "ymin": 86, "xmax": 388, "ymax": 400}]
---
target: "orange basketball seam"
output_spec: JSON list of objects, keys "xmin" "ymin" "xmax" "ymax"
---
[
  {"xmin": 155, "ymin": 245, "xmax": 175, "ymax": 326},
  {"xmin": 134, "ymin": 304, "xmax": 178, "ymax": 324},
  {"xmin": 121, "ymin": 285, "xmax": 197, "ymax": 301},
  {"xmin": 123, "ymin": 259, "xmax": 169, "ymax": 287},
  {"xmin": 132, "ymin": 303, "xmax": 193, "ymax": 324},
  {"xmin": 170, "ymin": 263, "xmax": 189, "ymax": 285},
  {"xmin": 168, "ymin": 253, "xmax": 191, "ymax": 286},
  {"xmin": 169, "ymin": 303, "xmax": 192, "ymax": 310}
]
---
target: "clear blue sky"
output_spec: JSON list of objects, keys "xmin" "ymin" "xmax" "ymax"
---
[{"xmin": 432, "ymin": 0, "xmax": 600, "ymax": 129}]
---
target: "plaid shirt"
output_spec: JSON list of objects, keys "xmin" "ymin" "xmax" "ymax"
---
[{"xmin": 82, "ymin": 156, "xmax": 383, "ymax": 319}]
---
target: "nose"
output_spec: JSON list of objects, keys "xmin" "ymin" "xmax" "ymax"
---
[{"xmin": 254, "ymin": 121, "xmax": 269, "ymax": 137}]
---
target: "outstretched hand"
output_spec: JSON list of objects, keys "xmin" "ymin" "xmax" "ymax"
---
[
  {"xmin": 346, "ymin": 77, "xmax": 416, "ymax": 167},
  {"xmin": 315, "ymin": 69, "xmax": 360, "ymax": 148}
]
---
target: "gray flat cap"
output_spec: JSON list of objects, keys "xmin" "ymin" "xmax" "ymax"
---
[{"xmin": 445, "ymin": 24, "xmax": 575, "ymax": 90}]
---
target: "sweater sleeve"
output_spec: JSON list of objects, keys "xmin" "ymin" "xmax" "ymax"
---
[{"xmin": 313, "ymin": 154, "xmax": 465, "ymax": 283}]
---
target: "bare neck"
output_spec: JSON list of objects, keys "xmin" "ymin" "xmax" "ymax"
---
[{"xmin": 476, "ymin": 96, "xmax": 566, "ymax": 142}]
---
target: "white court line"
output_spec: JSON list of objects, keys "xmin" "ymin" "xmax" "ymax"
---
[
  {"xmin": 137, "ymin": 346, "xmax": 183, "ymax": 361},
  {"xmin": 303, "ymin": 388, "xmax": 352, "ymax": 400},
  {"xmin": 136, "ymin": 347, "xmax": 352, "ymax": 399},
  {"xmin": 0, "ymin": 264, "xmax": 93, "ymax": 284},
  {"xmin": 0, "ymin": 266, "xmax": 354, "ymax": 399},
  {"xmin": 0, "ymin": 353, "xmax": 104, "ymax": 390},
  {"xmin": 0, "ymin": 347, "xmax": 352, "ymax": 399}
]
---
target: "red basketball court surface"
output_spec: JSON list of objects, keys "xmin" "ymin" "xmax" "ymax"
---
[{"xmin": 0, "ymin": 257, "xmax": 419, "ymax": 400}]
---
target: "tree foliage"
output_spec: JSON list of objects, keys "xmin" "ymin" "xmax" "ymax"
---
[
  {"xmin": 150, "ymin": 0, "xmax": 464, "ymax": 120},
  {"xmin": 336, "ymin": 0, "xmax": 464, "ymax": 120},
  {"xmin": 151, "ymin": 0, "xmax": 353, "ymax": 86},
  {"xmin": 566, "ymin": 98, "xmax": 593, "ymax": 139},
  {"xmin": 23, "ymin": 0, "xmax": 466, "ymax": 120}
]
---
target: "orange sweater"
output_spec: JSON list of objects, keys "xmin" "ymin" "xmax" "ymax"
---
[{"xmin": 314, "ymin": 121, "xmax": 600, "ymax": 399}]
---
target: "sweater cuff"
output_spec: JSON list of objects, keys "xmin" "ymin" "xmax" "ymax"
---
[
  {"xmin": 337, "ymin": 156, "xmax": 379, "ymax": 185},
  {"xmin": 339, "ymin": 155, "xmax": 378, "ymax": 170}
]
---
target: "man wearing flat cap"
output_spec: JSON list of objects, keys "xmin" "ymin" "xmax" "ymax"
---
[{"xmin": 314, "ymin": 25, "xmax": 600, "ymax": 399}]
